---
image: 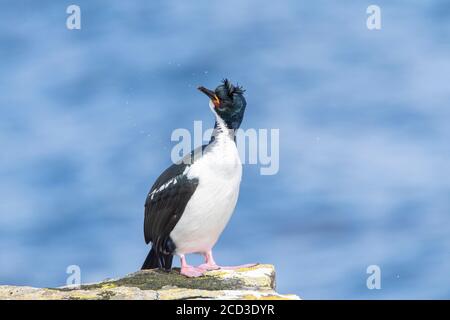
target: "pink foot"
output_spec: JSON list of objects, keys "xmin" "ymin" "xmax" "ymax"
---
[
  {"xmin": 180, "ymin": 266, "xmax": 205, "ymax": 278},
  {"xmin": 218, "ymin": 263, "xmax": 258, "ymax": 270},
  {"xmin": 198, "ymin": 251, "xmax": 257, "ymax": 271},
  {"xmin": 197, "ymin": 263, "xmax": 220, "ymax": 271}
]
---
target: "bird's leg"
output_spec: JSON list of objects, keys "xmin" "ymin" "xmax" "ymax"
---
[
  {"xmin": 179, "ymin": 254, "xmax": 204, "ymax": 277},
  {"xmin": 197, "ymin": 250, "xmax": 257, "ymax": 271},
  {"xmin": 197, "ymin": 250, "xmax": 220, "ymax": 271}
]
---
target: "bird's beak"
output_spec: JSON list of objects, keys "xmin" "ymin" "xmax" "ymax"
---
[{"xmin": 198, "ymin": 86, "xmax": 220, "ymax": 108}]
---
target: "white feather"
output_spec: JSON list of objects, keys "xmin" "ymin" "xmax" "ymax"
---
[{"xmin": 170, "ymin": 105, "xmax": 242, "ymax": 255}]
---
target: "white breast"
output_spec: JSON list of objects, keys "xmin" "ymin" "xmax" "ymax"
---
[{"xmin": 170, "ymin": 118, "xmax": 242, "ymax": 255}]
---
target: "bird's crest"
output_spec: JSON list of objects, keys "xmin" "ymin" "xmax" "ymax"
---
[{"xmin": 222, "ymin": 78, "xmax": 245, "ymax": 96}]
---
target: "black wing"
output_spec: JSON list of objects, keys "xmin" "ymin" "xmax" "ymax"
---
[{"xmin": 143, "ymin": 147, "xmax": 205, "ymax": 258}]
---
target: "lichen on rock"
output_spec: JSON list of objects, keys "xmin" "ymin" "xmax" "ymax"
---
[{"xmin": 0, "ymin": 264, "xmax": 299, "ymax": 300}]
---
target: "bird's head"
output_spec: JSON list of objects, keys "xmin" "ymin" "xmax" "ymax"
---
[{"xmin": 198, "ymin": 79, "xmax": 246, "ymax": 130}]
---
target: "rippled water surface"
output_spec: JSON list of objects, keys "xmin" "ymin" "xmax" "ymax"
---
[{"xmin": 1, "ymin": 1, "xmax": 449, "ymax": 298}]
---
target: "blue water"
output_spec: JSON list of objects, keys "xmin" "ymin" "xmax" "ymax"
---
[{"xmin": 1, "ymin": 1, "xmax": 449, "ymax": 299}]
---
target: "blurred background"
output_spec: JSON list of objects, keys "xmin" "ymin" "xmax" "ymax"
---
[{"xmin": 1, "ymin": 0, "xmax": 449, "ymax": 299}]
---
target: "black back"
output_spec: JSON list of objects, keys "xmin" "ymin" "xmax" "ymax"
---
[{"xmin": 143, "ymin": 147, "xmax": 204, "ymax": 270}]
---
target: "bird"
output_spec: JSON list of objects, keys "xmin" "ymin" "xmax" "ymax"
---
[{"xmin": 141, "ymin": 79, "xmax": 252, "ymax": 277}]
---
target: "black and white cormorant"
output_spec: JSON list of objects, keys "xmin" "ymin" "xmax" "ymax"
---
[{"xmin": 141, "ymin": 79, "xmax": 252, "ymax": 277}]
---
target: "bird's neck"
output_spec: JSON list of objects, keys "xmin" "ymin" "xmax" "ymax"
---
[{"xmin": 209, "ymin": 117, "xmax": 237, "ymax": 144}]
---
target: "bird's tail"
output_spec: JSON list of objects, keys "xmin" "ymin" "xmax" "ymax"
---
[
  {"xmin": 141, "ymin": 247, "xmax": 159, "ymax": 270},
  {"xmin": 141, "ymin": 246, "xmax": 173, "ymax": 271}
]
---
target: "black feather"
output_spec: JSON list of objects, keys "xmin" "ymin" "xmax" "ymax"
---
[
  {"xmin": 142, "ymin": 147, "xmax": 205, "ymax": 270},
  {"xmin": 221, "ymin": 78, "xmax": 245, "ymax": 96}
]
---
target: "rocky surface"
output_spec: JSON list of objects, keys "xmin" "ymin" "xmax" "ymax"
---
[{"xmin": 0, "ymin": 264, "xmax": 300, "ymax": 300}]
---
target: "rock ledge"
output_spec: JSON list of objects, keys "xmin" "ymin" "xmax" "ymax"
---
[{"xmin": 0, "ymin": 264, "xmax": 299, "ymax": 300}]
